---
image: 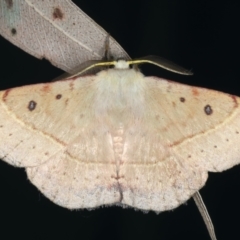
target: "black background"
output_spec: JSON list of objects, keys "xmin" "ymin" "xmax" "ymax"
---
[{"xmin": 0, "ymin": 0, "xmax": 240, "ymax": 240}]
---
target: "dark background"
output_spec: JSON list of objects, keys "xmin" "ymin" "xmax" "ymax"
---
[{"xmin": 0, "ymin": 0, "xmax": 240, "ymax": 239}]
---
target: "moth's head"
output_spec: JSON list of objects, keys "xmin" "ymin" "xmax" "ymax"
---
[{"xmin": 114, "ymin": 60, "xmax": 130, "ymax": 69}]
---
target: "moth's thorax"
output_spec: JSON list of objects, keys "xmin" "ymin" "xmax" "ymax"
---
[{"xmin": 93, "ymin": 68, "xmax": 146, "ymax": 122}]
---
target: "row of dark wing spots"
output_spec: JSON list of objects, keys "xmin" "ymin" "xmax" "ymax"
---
[
  {"xmin": 27, "ymin": 94, "xmax": 63, "ymax": 111},
  {"xmin": 197, "ymin": 132, "xmax": 239, "ymax": 153},
  {"xmin": 0, "ymin": 116, "xmax": 59, "ymax": 156},
  {"xmin": 32, "ymin": 145, "xmax": 48, "ymax": 155},
  {"xmin": 179, "ymin": 97, "xmax": 214, "ymax": 116},
  {"xmin": 0, "ymin": 129, "xmax": 49, "ymax": 156}
]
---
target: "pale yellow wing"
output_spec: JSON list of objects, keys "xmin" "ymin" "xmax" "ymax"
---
[
  {"xmin": 1, "ymin": 68, "xmax": 240, "ymax": 210},
  {"xmin": 118, "ymin": 74, "xmax": 240, "ymax": 211}
]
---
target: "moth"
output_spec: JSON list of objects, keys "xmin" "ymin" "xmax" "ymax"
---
[{"xmin": 0, "ymin": 1, "xmax": 239, "ymax": 240}]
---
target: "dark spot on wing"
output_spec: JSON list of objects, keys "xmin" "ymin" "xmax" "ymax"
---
[
  {"xmin": 28, "ymin": 100, "xmax": 37, "ymax": 111},
  {"xmin": 180, "ymin": 97, "xmax": 185, "ymax": 102},
  {"xmin": 11, "ymin": 28, "xmax": 17, "ymax": 35},
  {"xmin": 204, "ymin": 105, "xmax": 213, "ymax": 115},
  {"xmin": 56, "ymin": 94, "xmax": 62, "ymax": 99},
  {"xmin": 53, "ymin": 7, "xmax": 63, "ymax": 20}
]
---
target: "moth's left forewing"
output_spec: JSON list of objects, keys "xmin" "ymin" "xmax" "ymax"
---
[{"xmin": 0, "ymin": 74, "xmax": 121, "ymax": 209}]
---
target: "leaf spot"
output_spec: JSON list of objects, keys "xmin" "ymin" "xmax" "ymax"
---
[
  {"xmin": 11, "ymin": 28, "xmax": 17, "ymax": 35},
  {"xmin": 5, "ymin": 0, "xmax": 13, "ymax": 8},
  {"xmin": 53, "ymin": 7, "xmax": 64, "ymax": 20}
]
